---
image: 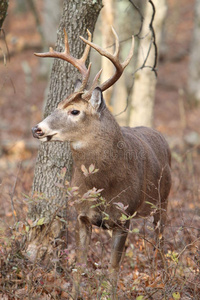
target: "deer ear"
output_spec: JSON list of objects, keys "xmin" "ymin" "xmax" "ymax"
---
[
  {"xmin": 90, "ymin": 87, "xmax": 105, "ymax": 112},
  {"xmin": 74, "ymin": 79, "xmax": 82, "ymax": 92}
]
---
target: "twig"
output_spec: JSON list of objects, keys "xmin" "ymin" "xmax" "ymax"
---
[
  {"xmin": 177, "ymin": 237, "xmax": 200, "ymax": 260},
  {"xmin": 0, "ymin": 41, "xmax": 42, "ymax": 61},
  {"xmin": 148, "ymin": 0, "xmax": 158, "ymax": 76},
  {"xmin": 129, "ymin": 0, "xmax": 144, "ymax": 37},
  {"xmin": 9, "ymin": 162, "xmax": 22, "ymax": 223},
  {"xmin": 133, "ymin": 0, "xmax": 158, "ymax": 77}
]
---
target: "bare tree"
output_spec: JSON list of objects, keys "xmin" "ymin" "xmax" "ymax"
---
[
  {"xmin": 99, "ymin": 0, "xmax": 144, "ymax": 126},
  {"xmin": 129, "ymin": 0, "xmax": 167, "ymax": 127},
  {"xmin": 187, "ymin": 0, "xmax": 200, "ymax": 105},
  {"xmin": 27, "ymin": 0, "xmax": 102, "ymax": 262}
]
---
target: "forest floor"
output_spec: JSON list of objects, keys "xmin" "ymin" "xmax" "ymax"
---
[{"xmin": 0, "ymin": 0, "xmax": 200, "ymax": 299}]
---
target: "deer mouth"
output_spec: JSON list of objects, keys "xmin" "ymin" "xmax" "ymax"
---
[
  {"xmin": 46, "ymin": 134, "xmax": 54, "ymax": 141},
  {"xmin": 38, "ymin": 133, "xmax": 57, "ymax": 142},
  {"xmin": 42, "ymin": 133, "xmax": 57, "ymax": 142}
]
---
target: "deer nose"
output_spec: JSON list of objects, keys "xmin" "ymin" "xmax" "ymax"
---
[{"xmin": 32, "ymin": 125, "xmax": 44, "ymax": 138}]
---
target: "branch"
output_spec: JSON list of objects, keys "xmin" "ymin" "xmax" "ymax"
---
[
  {"xmin": 129, "ymin": 0, "xmax": 144, "ymax": 37},
  {"xmin": 133, "ymin": 0, "xmax": 158, "ymax": 77},
  {"xmin": 148, "ymin": 0, "xmax": 158, "ymax": 76}
]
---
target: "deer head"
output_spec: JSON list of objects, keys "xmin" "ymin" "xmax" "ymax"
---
[{"xmin": 32, "ymin": 28, "xmax": 134, "ymax": 145}]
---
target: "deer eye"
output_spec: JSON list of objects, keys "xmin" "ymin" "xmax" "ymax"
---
[{"xmin": 71, "ymin": 110, "xmax": 80, "ymax": 116}]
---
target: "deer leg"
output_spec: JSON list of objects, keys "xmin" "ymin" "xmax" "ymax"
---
[
  {"xmin": 109, "ymin": 225, "xmax": 129, "ymax": 299},
  {"xmin": 71, "ymin": 215, "xmax": 92, "ymax": 300}
]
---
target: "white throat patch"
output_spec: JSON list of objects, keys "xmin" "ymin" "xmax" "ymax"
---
[{"xmin": 71, "ymin": 141, "xmax": 85, "ymax": 150}]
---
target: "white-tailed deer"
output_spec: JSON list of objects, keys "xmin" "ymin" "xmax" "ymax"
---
[{"xmin": 32, "ymin": 28, "xmax": 171, "ymax": 299}]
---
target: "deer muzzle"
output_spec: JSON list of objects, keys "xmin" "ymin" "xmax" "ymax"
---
[{"xmin": 32, "ymin": 124, "xmax": 56, "ymax": 142}]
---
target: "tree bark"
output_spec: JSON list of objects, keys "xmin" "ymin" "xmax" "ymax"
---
[
  {"xmin": 0, "ymin": 0, "xmax": 9, "ymax": 29},
  {"xmin": 39, "ymin": 0, "xmax": 63, "ymax": 77},
  {"xmin": 113, "ymin": 0, "xmax": 143, "ymax": 126},
  {"xmin": 187, "ymin": 0, "xmax": 200, "ymax": 105},
  {"xmin": 100, "ymin": 0, "xmax": 114, "ymax": 107},
  {"xmin": 128, "ymin": 0, "xmax": 167, "ymax": 127},
  {"xmin": 27, "ymin": 0, "xmax": 102, "ymax": 262}
]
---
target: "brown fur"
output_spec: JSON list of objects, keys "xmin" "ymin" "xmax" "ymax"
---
[
  {"xmin": 71, "ymin": 107, "xmax": 171, "ymax": 225},
  {"xmin": 32, "ymin": 90, "xmax": 171, "ymax": 299}
]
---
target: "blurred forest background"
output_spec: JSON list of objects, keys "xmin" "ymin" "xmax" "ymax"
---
[{"xmin": 0, "ymin": 0, "xmax": 200, "ymax": 299}]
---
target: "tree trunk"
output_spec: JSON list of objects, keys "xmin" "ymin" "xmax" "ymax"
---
[
  {"xmin": 27, "ymin": 0, "xmax": 102, "ymax": 263},
  {"xmin": 128, "ymin": 0, "xmax": 167, "ymax": 127},
  {"xmin": 100, "ymin": 0, "xmax": 114, "ymax": 107},
  {"xmin": 112, "ymin": 0, "xmax": 143, "ymax": 126},
  {"xmin": 39, "ymin": 0, "xmax": 63, "ymax": 77},
  {"xmin": 187, "ymin": 0, "xmax": 200, "ymax": 105},
  {"xmin": 0, "ymin": 0, "xmax": 9, "ymax": 29}
]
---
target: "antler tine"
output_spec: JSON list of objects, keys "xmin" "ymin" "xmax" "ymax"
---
[
  {"xmin": 79, "ymin": 62, "xmax": 92, "ymax": 92},
  {"xmin": 79, "ymin": 29, "xmax": 92, "ymax": 64},
  {"xmin": 122, "ymin": 36, "xmax": 135, "ymax": 69},
  {"xmin": 80, "ymin": 28, "xmax": 134, "ymax": 92},
  {"xmin": 63, "ymin": 28, "xmax": 70, "ymax": 54},
  {"xmin": 111, "ymin": 27, "xmax": 120, "ymax": 58},
  {"xmin": 35, "ymin": 29, "xmax": 92, "ymax": 90},
  {"xmin": 80, "ymin": 34, "xmax": 117, "ymax": 67},
  {"xmin": 82, "ymin": 69, "xmax": 103, "ymax": 100}
]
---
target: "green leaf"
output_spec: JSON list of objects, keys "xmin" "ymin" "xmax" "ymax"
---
[
  {"xmin": 145, "ymin": 201, "xmax": 157, "ymax": 209},
  {"xmin": 90, "ymin": 203, "xmax": 102, "ymax": 209},
  {"xmin": 101, "ymin": 280, "xmax": 109, "ymax": 288},
  {"xmin": 103, "ymin": 212, "xmax": 110, "ymax": 220},
  {"xmin": 37, "ymin": 217, "xmax": 45, "ymax": 226},
  {"xmin": 56, "ymin": 216, "xmax": 68, "ymax": 224},
  {"xmin": 120, "ymin": 213, "xmax": 128, "ymax": 221},
  {"xmin": 136, "ymin": 296, "xmax": 144, "ymax": 300},
  {"xmin": 172, "ymin": 292, "xmax": 180, "ymax": 300},
  {"xmin": 131, "ymin": 228, "xmax": 139, "ymax": 233},
  {"xmin": 22, "ymin": 193, "xmax": 30, "ymax": 199}
]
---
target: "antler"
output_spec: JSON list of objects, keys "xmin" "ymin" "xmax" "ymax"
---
[
  {"xmin": 34, "ymin": 29, "xmax": 92, "ymax": 91},
  {"xmin": 80, "ymin": 27, "xmax": 134, "ymax": 93},
  {"xmin": 35, "ymin": 27, "xmax": 134, "ymax": 101}
]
